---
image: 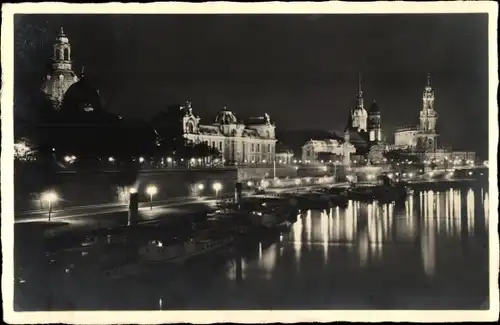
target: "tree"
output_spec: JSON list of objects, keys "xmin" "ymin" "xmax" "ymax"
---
[{"xmin": 14, "ymin": 137, "xmax": 37, "ymax": 162}]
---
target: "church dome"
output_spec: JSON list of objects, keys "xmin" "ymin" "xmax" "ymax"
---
[
  {"xmin": 368, "ymin": 101, "xmax": 380, "ymax": 114},
  {"xmin": 352, "ymin": 106, "xmax": 367, "ymax": 117},
  {"xmin": 61, "ymin": 76, "xmax": 102, "ymax": 113},
  {"xmin": 214, "ymin": 106, "xmax": 237, "ymax": 125}
]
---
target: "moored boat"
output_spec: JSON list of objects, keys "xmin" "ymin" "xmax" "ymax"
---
[{"xmin": 138, "ymin": 234, "xmax": 234, "ymax": 265}]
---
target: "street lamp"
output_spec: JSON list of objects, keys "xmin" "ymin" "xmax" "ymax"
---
[
  {"xmin": 41, "ymin": 191, "xmax": 58, "ymax": 222},
  {"xmin": 146, "ymin": 185, "xmax": 158, "ymax": 210},
  {"xmin": 261, "ymin": 179, "xmax": 269, "ymax": 189},
  {"xmin": 294, "ymin": 178, "xmax": 301, "ymax": 193},
  {"xmin": 197, "ymin": 183, "xmax": 205, "ymax": 191},
  {"xmin": 212, "ymin": 182, "xmax": 222, "ymax": 198}
]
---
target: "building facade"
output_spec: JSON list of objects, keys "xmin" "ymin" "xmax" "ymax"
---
[
  {"xmin": 41, "ymin": 27, "xmax": 79, "ymax": 110},
  {"xmin": 301, "ymin": 139, "xmax": 356, "ymax": 164},
  {"xmin": 275, "ymin": 151, "xmax": 294, "ymax": 164},
  {"xmin": 182, "ymin": 102, "xmax": 277, "ymax": 164},
  {"xmin": 367, "ymin": 101, "xmax": 383, "ymax": 143},
  {"xmin": 394, "ymin": 74, "xmax": 440, "ymax": 152}
]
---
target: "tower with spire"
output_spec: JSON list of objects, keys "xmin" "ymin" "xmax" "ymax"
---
[
  {"xmin": 41, "ymin": 27, "xmax": 79, "ymax": 110},
  {"xmin": 416, "ymin": 73, "xmax": 439, "ymax": 151},
  {"xmin": 349, "ymin": 73, "xmax": 368, "ymax": 132},
  {"xmin": 419, "ymin": 73, "xmax": 438, "ymax": 133}
]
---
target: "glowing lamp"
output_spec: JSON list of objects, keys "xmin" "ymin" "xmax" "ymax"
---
[
  {"xmin": 42, "ymin": 191, "xmax": 58, "ymax": 203},
  {"xmin": 146, "ymin": 185, "xmax": 158, "ymax": 196}
]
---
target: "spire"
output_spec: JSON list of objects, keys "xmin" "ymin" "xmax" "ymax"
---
[
  {"xmin": 427, "ymin": 73, "xmax": 431, "ymax": 87},
  {"xmin": 355, "ymin": 72, "xmax": 364, "ymax": 109},
  {"xmin": 80, "ymin": 65, "xmax": 85, "ymax": 78},
  {"xmin": 357, "ymin": 72, "xmax": 363, "ymax": 95},
  {"xmin": 58, "ymin": 26, "xmax": 65, "ymax": 36}
]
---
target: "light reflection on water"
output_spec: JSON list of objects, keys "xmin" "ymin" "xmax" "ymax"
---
[
  {"xmin": 219, "ymin": 187, "xmax": 488, "ymax": 309},
  {"xmin": 16, "ymin": 186, "xmax": 490, "ymax": 310}
]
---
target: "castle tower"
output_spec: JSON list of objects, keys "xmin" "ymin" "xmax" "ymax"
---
[
  {"xmin": 350, "ymin": 73, "xmax": 368, "ymax": 132},
  {"xmin": 419, "ymin": 73, "xmax": 438, "ymax": 133},
  {"xmin": 368, "ymin": 100, "xmax": 383, "ymax": 143},
  {"xmin": 41, "ymin": 27, "xmax": 79, "ymax": 110}
]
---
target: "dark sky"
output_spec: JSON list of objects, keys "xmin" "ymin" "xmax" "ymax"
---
[{"xmin": 14, "ymin": 14, "xmax": 489, "ymax": 156}]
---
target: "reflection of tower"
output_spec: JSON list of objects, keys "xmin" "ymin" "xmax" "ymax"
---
[
  {"xmin": 41, "ymin": 27, "xmax": 79, "ymax": 110},
  {"xmin": 417, "ymin": 73, "xmax": 439, "ymax": 151}
]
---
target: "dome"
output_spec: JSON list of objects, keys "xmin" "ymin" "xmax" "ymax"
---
[
  {"xmin": 352, "ymin": 106, "xmax": 367, "ymax": 117},
  {"xmin": 368, "ymin": 101, "xmax": 380, "ymax": 114},
  {"xmin": 55, "ymin": 27, "xmax": 69, "ymax": 44},
  {"xmin": 214, "ymin": 106, "xmax": 237, "ymax": 125},
  {"xmin": 61, "ymin": 76, "xmax": 102, "ymax": 113}
]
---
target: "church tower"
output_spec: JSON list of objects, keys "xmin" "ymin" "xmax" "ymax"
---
[
  {"xmin": 417, "ymin": 73, "xmax": 439, "ymax": 151},
  {"xmin": 350, "ymin": 73, "xmax": 368, "ymax": 132},
  {"xmin": 419, "ymin": 73, "xmax": 438, "ymax": 133},
  {"xmin": 41, "ymin": 27, "xmax": 79, "ymax": 110},
  {"xmin": 368, "ymin": 100, "xmax": 383, "ymax": 143}
]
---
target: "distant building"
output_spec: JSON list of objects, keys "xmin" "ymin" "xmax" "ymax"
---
[
  {"xmin": 301, "ymin": 139, "xmax": 355, "ymax": 164},
  {"xmin": 394, "ymin": 74, "xmax": 439, "ymax": 153},
  {"xmin": 182, "ymin": 102, "xmax": 277, "ymax": 164},
  {"xmin": 343, "ymin": 74, "xmax": 386, "ymax": 155},
  {"xmin": 41, "ymin": 27, "xmax": 79, "ymax": 110},
  {"xmin": 393, "ymin": 74, "xmax": 475, "ymax": 161},
  {"xmin": 275, "ymin": 142, "xmax": 294, "ymax": 164},
  {"xmin": 41, "ymin": 27, "xmax": 103, "ymax": 114}
]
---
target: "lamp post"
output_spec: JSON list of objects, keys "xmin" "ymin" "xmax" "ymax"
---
[
  {"xmin": 41, "ymin": 191, "xmax": 58, "ymax": 222},
  {"xmin": 197, "ymin": 183, "xmax": 205, "ymax": 197},
  {"xmin": 213, "ymin": 182, "xmax": 222, "ymax": 199},
  {"xmin": 294, "ymin": 178, "xmax": 301, "ymax": 193},
  {"xmin": 146, "ymin": 185, "xmax": 158, "ymax": 210}
]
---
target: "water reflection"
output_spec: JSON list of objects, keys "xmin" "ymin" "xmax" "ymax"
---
[{"xmin": 17, "ymin": 186, "xmax": 490, "ymax": 310}]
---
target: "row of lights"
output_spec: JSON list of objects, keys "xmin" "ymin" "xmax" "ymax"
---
[
  {"xmin": 39, "ymin": 181, "xmax": 224, "ymax": 219},
  {"xmin": 247, "ymin": 176, "xmax": 334, "ymax": 189},
  {"xmin": 423, "ymin": 158, "xmax": 475, "ymax": 165}
]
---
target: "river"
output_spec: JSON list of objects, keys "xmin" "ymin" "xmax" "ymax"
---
[{"xmin": 14, "ymin": 185, "xmax": 490, "ymax": 310}]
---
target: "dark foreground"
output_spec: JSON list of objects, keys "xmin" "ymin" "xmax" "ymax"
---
[{"xmin": 14, "ymin": 184, "xmax": 490, "ymax": 310}]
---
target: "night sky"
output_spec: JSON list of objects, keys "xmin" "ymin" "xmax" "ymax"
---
[{"xmin": 14, "ymin": 14, "xmax": 489, "ymax": 156}]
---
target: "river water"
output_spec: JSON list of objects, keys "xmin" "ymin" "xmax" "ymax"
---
[{"xmin": 15, "ymin": 185, "xmax": 490, "ymax": 310}]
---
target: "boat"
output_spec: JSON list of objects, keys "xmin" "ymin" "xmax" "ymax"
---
[
  {"xmin": 293, "ymin": 191, "xmax": 333, "ymax": 210},
  {"xmin": 102, "ymin": 261, "xmax": 143, "ymax": 280},
  {"xmin": 138, "ymin": 234, "xmax": 235, "ymax": 265},
  {"xmin": 374, "ymin": 183, "xmax": 413, "ymax": 203},
  {"xmin": 317, "ymin": 187, "xmax": 349, "ymax": 207},
  {"xmin": 199, "ymin": 211, "xmax": 255, "ymax": 235},
  {"xmin": 346, "ymin": 186, "xmax": 377, "ymax": 202},
  {"xmin": 346, "ymin": 182, "xmax": 412, "ymax": 203}
]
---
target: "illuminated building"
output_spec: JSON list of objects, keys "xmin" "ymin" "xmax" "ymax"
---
[{"xmin": 182, "ymin": 102, "xmax": 277, "ymax": 164}]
